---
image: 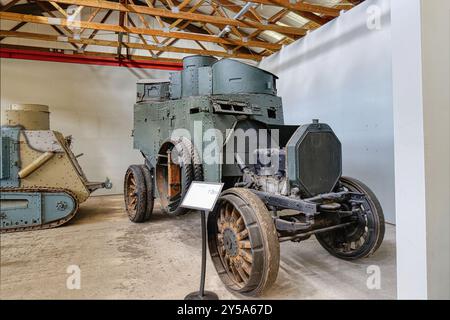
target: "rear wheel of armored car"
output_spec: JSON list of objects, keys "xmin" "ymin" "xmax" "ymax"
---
[
  {"xmin": 124, "ymin": 165, "xmax": 148, "ymax": 222},
  {"xmin": 315, "ymin": 177, "xmax": 385, "ymax": 260},
  {"xmin": 139, "ymin": 164, "xmax": 155, "ymax": 221},
  {"xmin": 207, "ymin": 188, "xmax": 280, "ymax": 296},
  {"xmin": 155, "ymin": 137, "xmax": 202, "ymax": 216}
]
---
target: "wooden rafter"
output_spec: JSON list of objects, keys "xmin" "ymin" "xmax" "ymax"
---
[
  {"xmin": 81, "ymin": 9, "xmax": 112, "ymax": 50},
  {"xmin": 232, "ymin": 7, "xmax": 290, "ymax": 54},
  {"xmin": 0, "ymin": 43, "xmax": 183, "ymax": 65},
  {"xmin": 243, "ymin": 0, "xmax": 341, "ymax": 16},
  {"xmin": 36, "ymin": 0, "xmax": 309, "ymax": 36},
  {"xmin": 35, "ymin": 1, "xmax": 80, "ymax": 50},
  {"xmin": 0, "ymin": 0, "xmax": 360, "ymax": 62},
  {"xmin": 0, "ymin": 21, "xmax": 26, "ymax": 41},
  {"xmin": 80, "ymin": 7, "xmax": 101, "ymax": 34},
  {"xmin": 0, "ymin": 30, "xmax": 262, "ymax": 60},
  {"xmin": 0, "ymin": 11, "xmax": 281, "ymax": 50},
  {"xmin": 0, "ymin": 0, "xmax": 21, "ymax": 11},
  {"xmin": 154, "ymin": 0, "xmax": 208, "ymax": 57}
]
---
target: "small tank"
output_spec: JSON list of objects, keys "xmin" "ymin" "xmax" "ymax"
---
[{"xmin": 0, "ymin": 104, "xmax": 112, "ymax": 232}]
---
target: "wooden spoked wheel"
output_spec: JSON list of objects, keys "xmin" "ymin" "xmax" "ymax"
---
[
  {"xmin": 124, "ymin": 165, "xmax": 149, "ymax": 222},
  {"xmin": 208, "ymin": 188, "xmax": 280, "ymax": 296},
  {"xmin": 125, "ymin": 173, "xmax": 138, "ymax": 214},
  {"xmin": 217, "ymin": 200, "xmax": 253, "ymax": 288}
]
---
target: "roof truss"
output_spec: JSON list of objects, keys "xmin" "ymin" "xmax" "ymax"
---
[{"xmin": 0, "ymin": 0, "xmax": 363, "ymax": 63}]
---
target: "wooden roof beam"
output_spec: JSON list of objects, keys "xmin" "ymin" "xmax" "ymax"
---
[
  {"xmin": 35, "ymin": 1, "xmax": 80, "ymax": 50},
  {"xmin": 36, "ymin": 0, "xmax": 308, "ymax": 36},
  {"xmin": 0, "ymin": 21, "xmax": 26, "ymax": 41},
  {"xmin": 0, "ymin": 11, "xmax": 282, "ymax": 49},
  {"xmin": 0, "ymin": 30, "xmax": 263, "ymax": 60},
  {"xmin": 244, "ymin": 0, "xmax": 341, "ymax": 17},
  {"xmin": 0, "ymin": 43, "xmax": 183, "ymax": 65},
  {"xmin": 212, "ymin": 0, "xmax": 295, "ymax": 39},
  {"xmin": 80, "ymin": 9, "xmax": 112, "ymax": 50},
  {"xmin": 1, "ymin": 0, "xmax": 22, "ymax": 12}
]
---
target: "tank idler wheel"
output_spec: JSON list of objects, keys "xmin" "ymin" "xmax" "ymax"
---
[
  {"xmin": 315, "ymin": 177, "xmax": 385, "ymax": 260},
  {"xmin": 207, "ymin": 188, "xmax": 280, "ymax": 297},
  {"xmin": 124, "ymin": 165, "xmax": 152, "ymax": 223}
]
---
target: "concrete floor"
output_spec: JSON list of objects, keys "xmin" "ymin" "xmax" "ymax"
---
[{"xmin": 0, "ymin": 195, "xmax": 396, "ymax": 299}]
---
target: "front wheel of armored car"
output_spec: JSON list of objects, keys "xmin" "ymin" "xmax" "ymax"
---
[
  {"xmin": 315, "ymin": 177, "xmax": 385, "ymax": 260},
  {"xmin": 207, "ymin": 188, "xmax": 280, "ymax": 296},
  {"xmin": 124, "ymin": 165, "xmax": 153, "ymax": 222}
]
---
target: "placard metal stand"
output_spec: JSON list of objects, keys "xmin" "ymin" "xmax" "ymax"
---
[{"xmin": 181, "ymin": 182, "xmax": 224, "ymax": 300}]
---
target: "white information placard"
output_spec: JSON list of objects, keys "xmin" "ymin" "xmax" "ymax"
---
[{"xmin": 181, "ymin": 182, "xmax": 224, "ymax": 211}]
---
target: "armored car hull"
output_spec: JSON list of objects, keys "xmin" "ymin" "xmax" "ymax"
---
[{"xmin": 125, "ymin": 55, "xmax": 385, "ymax": 296}]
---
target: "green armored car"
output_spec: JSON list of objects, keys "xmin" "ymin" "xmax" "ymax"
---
[{"xmin": 125, "ymin": 55, "xmax": 385, "ymax": 296}]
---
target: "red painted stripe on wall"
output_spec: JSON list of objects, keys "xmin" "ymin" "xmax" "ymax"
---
[{"xmin": 0, "ymin": 48, "xmax": 183, "ymax": 71}]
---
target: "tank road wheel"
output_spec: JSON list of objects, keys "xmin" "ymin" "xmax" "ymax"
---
[
  {"xmin": 207, "ymin": 188, "xmax": 280, "ymax": 296},
  {"xmin": 156, "ymin": 137, "xmax": 202, "ymax": 216},
  {"xmin": 315, "ymin": 177, "xmax": 385, "ymax": 260},
  {"xmin": 139, "ymin": 164, "xmax": 155, "ymax": 221},
  {"xmin": 124, "ymin": 165, "xmax": 148, "ymax": 222}
]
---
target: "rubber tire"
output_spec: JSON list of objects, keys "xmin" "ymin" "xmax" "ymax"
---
[
  {"xmin": 315, "ymin": 176, "xmax": 385, "ymax": 260},
  {"xmin": 139, "ymin": 164, "xmax": 154, "ymax": 221},
  {"xmin": 124, "ymin": 165, "xmax": 147, "ymax": 223},
  {"xmin": 207, "ymin": 188, "xmax": 280, "ymax": 297},
  {"xmin": 178, "ymin": 136, "xmax": 204, "ymax": 181},
  {"xmin": 165, "ymin": 139, "xmax": 194, "ymax": 216}
]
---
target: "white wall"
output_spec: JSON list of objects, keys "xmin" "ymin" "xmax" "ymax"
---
[
  {"xmin": 0, "ymin": 58, "xmax": 171, "ymax": 195},
  {"xmin": 392, "ymin": 0, "xmax": 450, "ymax": 299},
  {"xmin": 421, "ymin": 0, "xmax": 450, "ymax": 300},
  {"xmin": 259, "ymin": 0, "xmax": 395, "ymax": 223},
  {"xmin": 391, "ymin": 0, "xmax": 427, "ymax": 299}
]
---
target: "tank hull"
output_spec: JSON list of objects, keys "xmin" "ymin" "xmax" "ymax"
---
[{"xmin": 0, "ymin": 104, "xmax": 111, "ymax": 232}]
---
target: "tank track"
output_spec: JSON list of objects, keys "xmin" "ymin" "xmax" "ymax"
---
[{"xmin": 0, "ymin": 187, "xmax": 79, "ymax": 233}]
